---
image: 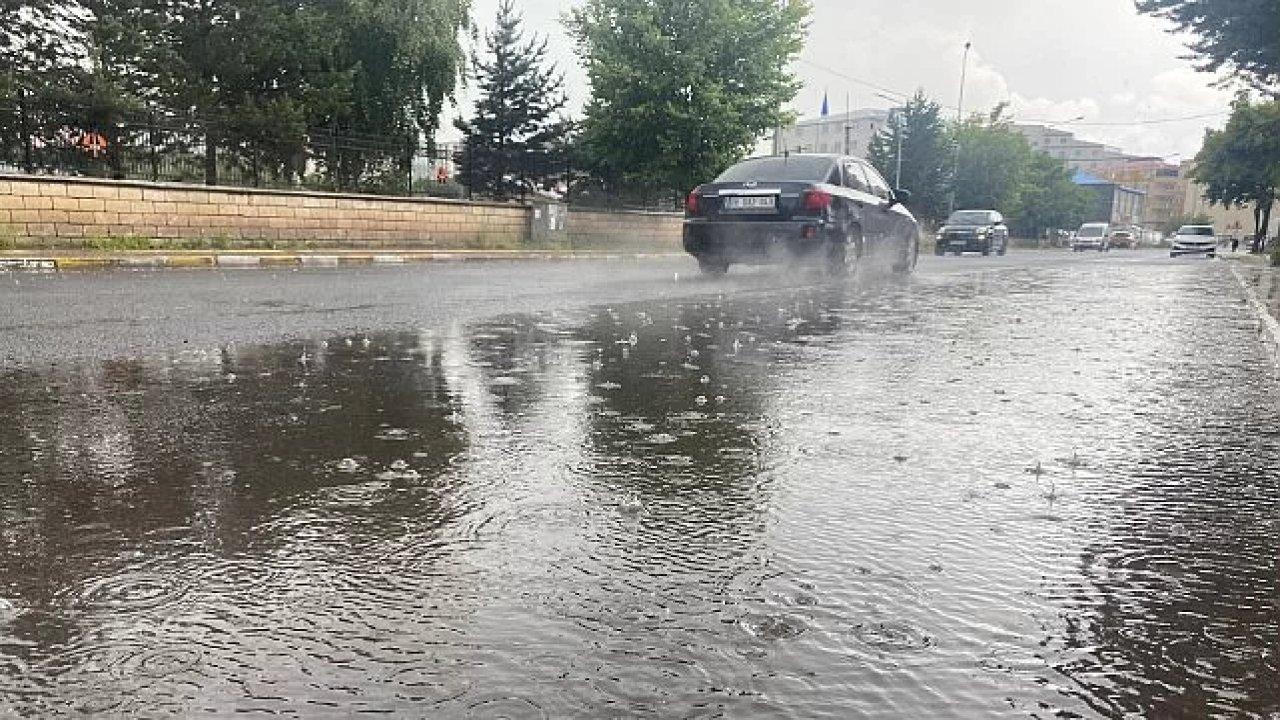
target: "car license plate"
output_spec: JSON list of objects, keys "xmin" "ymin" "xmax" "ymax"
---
[{"xmin": 723, "ymin": 195, "xmax": 776, "ymax": 211}]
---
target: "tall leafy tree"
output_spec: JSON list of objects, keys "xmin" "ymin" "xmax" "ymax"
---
[
  {"xmin": 317, "ymin": 0, "xmax": 470, "ymax": 191},
  {"xmin": 141, "ymin": 0, "xmax": 465, "ymax": 188},
  {"xmin": 455, "ymin": 0, "xmax": 566, "ymax": 199},
  {"xmin": 1008, "ymin": 151, "xmax": 1091, "ymax": 239},
  {"xmin": 867, "ymin": 90, "xmax": 950, "ymax": 224},
  {"xmin": 951, "ymin": 114, "xmax": 1032, "ymax": 214},
  {"xmin": 1191, "ymin": 95, "xmax": 1280, "ymax": 247},
  {"xmin": 567, "ymin": 0, "xmax": 809, "ymax": 204},
  {"xmin": 1136, "ymin": 0, "xmax": 1280, "ymax": 93},
  {"xmin": 156, "ymin": 0, "xmax": 350, "ymax": 185}
]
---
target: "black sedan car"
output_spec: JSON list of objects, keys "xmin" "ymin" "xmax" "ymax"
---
[{"xmin": 683, "ymin": 154, "xmax": 920, "ymax": 275}]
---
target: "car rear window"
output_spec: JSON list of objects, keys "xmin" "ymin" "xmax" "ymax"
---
[
  {"xmin": 1078, "ymin": 225, "xmax": 1106, "ymax": 237},
  {"xmin": 1177, "ymin": 226, "xmax": 1214, "ymax": 236},
  {"xmin": 715, "ymin": 156, "xmax": 836, "ymax": 183}
]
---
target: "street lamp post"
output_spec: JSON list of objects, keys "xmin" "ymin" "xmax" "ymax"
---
[
  {"xmin": 896, "ymin": 108, "xmax": 906, "ymax": 188},
  {"xmin": 949, "ymin": 41, "xmax": 972, "ymax": 215}
]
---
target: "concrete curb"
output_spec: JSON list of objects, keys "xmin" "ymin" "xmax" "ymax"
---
[{"xmin": 0, "ymin": 250, "xmax": 684, "ymax": 272}]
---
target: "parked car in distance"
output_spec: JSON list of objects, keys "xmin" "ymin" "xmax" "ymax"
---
[
  {"xmin": 1170, "ymin": 225, "xmax": 1217, "ymax": 258},
  {"xmin": 1073, "ymin": 223, "xmax": 1110, "ymax": 252},
  {"xmin": 1109, "ymin": 229, "xmax": 1137, "ymax": 249},
  {"xmin": 934, "ymin": 210, "xmax": 1009, "ymax": 256},
  {"xmin": 682, "ymin": 154, "xmax": 920, "ymax": 276}
]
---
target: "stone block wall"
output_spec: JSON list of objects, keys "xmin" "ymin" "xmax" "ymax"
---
[
  {"xmin": 0, "ymin": 175, "xmax": 686, "ymax": 253},
  {"xmin": 0, "ymin": 175, "xmax": 529, "ymax": 249},
  {"xmin": 567, "ymin": 209, "xmax": 683, "ymax": 252}
]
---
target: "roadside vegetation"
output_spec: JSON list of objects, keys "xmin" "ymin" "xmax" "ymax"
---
[
  {"xmin": 867, "ymin": 95, "xmax": 1091, "ymax": 237},
  {"xmin": 565, "ymin": 0, "xmax": 810, "ymax": 207},
  {"xmin": 454, "ymin": 0, "xmax": 568, "ymax": 201},
  {"xmin": 0, "ymin": 0, "xmax": 469, "ymax": 191},
  {"xmin": 1189, "ymin": 97, "xmax": 1280, "ymax": 250}
]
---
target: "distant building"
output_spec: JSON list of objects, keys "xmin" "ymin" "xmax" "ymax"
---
[
  {"xmin": 1180, "ymin": 160, "xmax": 1280, "ymax": 239},
  {"xmin": 1094, "ymin": 158, "xmax": 1185, "ymax": 230},
  {"xmin": 1015, "ymin": 124, "xmax": 1130, "ymax": 170},
  {"xmin": 771, "ymin": 109, "xmax": 891, "ymax": 158},
  {"xmin": 1015, "ymin": 124, "xmax": 1183, "ymax": 230},
  {"xmin": 1072, "ymin": 169, "xmax": 1145, "ymax": 227}
]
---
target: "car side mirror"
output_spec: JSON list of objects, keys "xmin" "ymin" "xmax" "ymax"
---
[{"xmin": 892, "ymin": 188, "xmax": 912, "ymax": 205}]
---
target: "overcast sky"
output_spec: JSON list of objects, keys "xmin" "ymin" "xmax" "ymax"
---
[{"xmin": 447, "ymin": 0, "xmax": 1236, "ymax": 160}]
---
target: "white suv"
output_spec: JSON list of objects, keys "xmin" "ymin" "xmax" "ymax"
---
[{"xmin": 1170, "ymin": 225, "xmax": 1217, "ymax": 258}]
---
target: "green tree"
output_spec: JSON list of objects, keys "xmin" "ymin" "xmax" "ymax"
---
[
  {"xmin": 867, "ymin": 90, "xmax": 951, "ymax": 225},
  {"xmin": 455, "ymin": 0, "xmax": 566, "ymax": 199},
  {"xmin": 317, "ymin": 0, "xmax": 470, "ymax": 191},
  {"xmin": 567, "ymin": 0, "xmax": 809, "ymax": 204},
  {"xmin": 155, "ymin": 0, "xmax": 350, "ymax": 186},
  {"xmin": 1191, "ymin": 96, "xmax": 1280, "ymax": 247},
  {"xmin": 951, "ymin": 113, "xmax": 1031, "ymax": 213},
  {"xmin": 1136, "ymin": 0, "xmax": 1280, "ymax": 93},
  {"xmin": 1, "ymin": 0, "xmax": 84, "ymax": 170},
  {"xmin": 1008, "ymin": 152, "xmax": 1091, "ymax": 239}
]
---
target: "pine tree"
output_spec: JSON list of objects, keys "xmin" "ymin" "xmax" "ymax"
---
[
  {"xmin": 455, "ymin": 0, "xmax": 566, "ymax": 199},
  {"xmin": 867, "ymin": 91, "xmax": 951, "ymax": 225}
]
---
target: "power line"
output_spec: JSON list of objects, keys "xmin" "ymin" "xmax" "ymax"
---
[
  {"xmin": 1067, "ymin": 112, "xmax": 1229, "ymax": 127},
  {"xmin": 794, "ymin": 58, "xmax": 911, "ymax": 102},
  {"xmin": 1020, "ymin": 111, "xmax": 1229, "ymax": 127}
]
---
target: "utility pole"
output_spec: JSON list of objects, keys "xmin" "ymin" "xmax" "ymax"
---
[
  {"xmin": 948, "ymin": 41, "xmax": 972, "ymax": 214},
  {"xmin": 843, "ymin": 91, "xmax": 851, "ymax": 155},
  {"xmin": 894, "ymin": 110, "xmax": 904, "ymax": 190}
]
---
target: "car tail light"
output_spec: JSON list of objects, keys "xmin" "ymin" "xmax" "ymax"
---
[
  {"xmin": 685, "ymin": 189, "xmax": 701, "ymax": 215},
  {"xmin": 802, "ymin": 189, "xmax": 832, "ymax": 212}
]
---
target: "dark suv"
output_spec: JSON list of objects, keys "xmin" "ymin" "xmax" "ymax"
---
[{"xmin": 935, "ymin": 210, "xmax": 1009, "ymax": 256}]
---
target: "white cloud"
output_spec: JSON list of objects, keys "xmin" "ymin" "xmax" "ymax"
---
[{"xmin": 443, "ymin": 0, "xmax": 1236, "ymax": 159}]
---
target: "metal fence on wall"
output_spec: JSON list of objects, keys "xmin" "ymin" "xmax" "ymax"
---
[
  {"xmin": 0, "ymin": 98, "xmax": 684, "ymax": 212},
  {"xmin": 0, "ymin": 99, "xmax": 467, "ymax": 199}
]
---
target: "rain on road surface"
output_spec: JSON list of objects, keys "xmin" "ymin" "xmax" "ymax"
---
[{"xmin": 1, "ymin": 251, "xmax": 1278, "ymax": 718}]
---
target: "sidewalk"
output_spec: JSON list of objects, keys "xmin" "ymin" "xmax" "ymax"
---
[{"xmin": 0, "ymin": 248, "xmax": 684, "ymax": 271}]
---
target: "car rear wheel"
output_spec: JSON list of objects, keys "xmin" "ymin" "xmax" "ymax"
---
[
  {"xmin": 826, "ymin": 221, "xmax": 862, "ymax": 276},
  {"xmin": 697, "ymin": 255, "xmax": 729, "ymax": 276},
  {"xmin": 892, "ymin": 231, "xmax": 919, "ymax": 274}
]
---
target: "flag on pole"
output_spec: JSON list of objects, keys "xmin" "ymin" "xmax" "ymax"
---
[{"xmin": 820, "ymin": 90, "xmax": 829, "ymax": 117}]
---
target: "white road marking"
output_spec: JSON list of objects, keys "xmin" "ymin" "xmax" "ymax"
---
[{"xmin": 1229, "ymin": 263, "xmax": 1280, "ymax": 368}]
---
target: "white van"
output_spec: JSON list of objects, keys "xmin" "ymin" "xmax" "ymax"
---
[{"xmin": 1073, "ymin": 223, "xmax": 1110, "ymax": 252}]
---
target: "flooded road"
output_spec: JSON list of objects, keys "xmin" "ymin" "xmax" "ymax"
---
[{"xmin": 2, "ymin": 253, "xmax": 1278, "ymax": 718}]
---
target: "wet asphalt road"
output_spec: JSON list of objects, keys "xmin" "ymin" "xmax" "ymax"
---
[{"xmin": 1, "ymin": 249, "xmax": 1279, "ymax": 718}]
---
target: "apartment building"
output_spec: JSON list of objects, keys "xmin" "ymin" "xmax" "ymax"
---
[{"xmin": 1015, "ymin": 124, "xmax": 1184, "ymax": 230}]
